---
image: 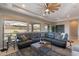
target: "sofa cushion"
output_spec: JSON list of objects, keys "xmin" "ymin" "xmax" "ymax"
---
[
  {"xmin": 31, "ymin": 38, "xmax": 40, "ymax": 43},
  {"xmin": 52, "ymin": 39, "xmax": 65, "ymax": 43},
  {"xmin": 47, "ymin": 32, "xmax": 55, "ymax": 39},
  {"xmin": 31, "ymin": 38, "xmax": 40, "ymax": 41},
  {"xmin": 17, "ymin": 40, "xmax": 32, "ymax": 45},
  {"xmin": 45, "ymin": 38, "xmax": 53, "ymax": 42},
  {"xmin": 41, "ymin": 32, "xmax": 46, "ymax": 38}
]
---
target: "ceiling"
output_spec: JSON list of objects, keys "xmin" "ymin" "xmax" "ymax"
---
[{"xmin": 0, "ymin": 3, "xmax": 79, "ymax": 22}]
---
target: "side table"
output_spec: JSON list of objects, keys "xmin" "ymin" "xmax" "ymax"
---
[{"xmin": 68, "ymin": 40, "xmax": 74, "ymax": 47}]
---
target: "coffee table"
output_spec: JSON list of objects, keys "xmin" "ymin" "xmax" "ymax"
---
[{"xmin": 31, "ymin": 41, "xmax": 52, "ymax": 56}]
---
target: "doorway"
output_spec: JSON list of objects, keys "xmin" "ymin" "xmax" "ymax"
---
[{"xmin": 69, "ymin": 20, "xmax": 78, "ymax": 40}]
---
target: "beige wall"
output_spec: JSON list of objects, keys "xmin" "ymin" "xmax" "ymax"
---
[
  {"xmin": 69, "ymin": 20, "xmax": 78, "ymax": 40},
  {"xmin": 78, "ymin": 20, "xmax": 79, "ymax": 40}
]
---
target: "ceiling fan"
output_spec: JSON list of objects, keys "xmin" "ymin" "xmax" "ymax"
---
[{"xmin": 44, "ymin": 3, "xmax": 61, "ymax": 14}]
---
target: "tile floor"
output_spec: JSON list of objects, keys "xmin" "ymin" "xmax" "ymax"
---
[{"xmin": 0, "ymin": 39, "xmax": 79, "ymax": 56}]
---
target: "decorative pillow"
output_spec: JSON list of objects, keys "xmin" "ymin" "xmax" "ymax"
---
[
  {"xmin": 55, "ymin": 33, "xmax": 62, "ymax": 40},
  {"xmin": 61, "ymin": 33, "xmax": 68, "ymax": 40},
  {"xmin": 21, "ymin": 35, "xmax": 28, "ymax": 41},
  {"xmin": 61, "ymin": 33, "xmax": 65, "ymax": 39}
]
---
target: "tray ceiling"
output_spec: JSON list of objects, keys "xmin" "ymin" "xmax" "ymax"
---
[{"xmin": 0, "ymin": 3, "xmax": 79, "ymax": 22}]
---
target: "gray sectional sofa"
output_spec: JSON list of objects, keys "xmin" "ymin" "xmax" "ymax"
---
[{"xmin": 16, "ymin": 32, "xmax": 68, "ymax": 49}]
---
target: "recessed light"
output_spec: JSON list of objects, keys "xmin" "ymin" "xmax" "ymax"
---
[
  {"xmin": 43, "ymin": 13, "xmax": 45, "ymax": 16},
  {"xmin": 22, "ymin": 4, "xmax": 26, "ymax": 8}
]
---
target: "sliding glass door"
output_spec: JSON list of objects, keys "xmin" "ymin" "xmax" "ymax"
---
[{"xmin": 52, "ymin": 25, "xmax": 65, "ymax": 33}]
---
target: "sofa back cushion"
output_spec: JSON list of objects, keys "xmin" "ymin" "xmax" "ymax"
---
[
  {"xmin": 41, "ymin": 32, "xmax": 46, "ymax": 38},
  {"xmin": 54, "ymin": 33, "xmax": 62, "ymax": 40},
  {"xmin": 47, "ymin": 32, "xmax": 55, "ymax": 39},
  {"xmin": 31, "ymin": 32, "xmax": 41, "ymax": 38},
  {"xmin": 16, "ymin": 32, "xmax": 68, "ymax": 42}
]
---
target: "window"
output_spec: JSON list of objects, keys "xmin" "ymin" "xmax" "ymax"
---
[
  {"xmin": 33, "ymin": 24, "xmax": 41, "ymax": 32},
  {"xmin": 4, "ymin": 21, "xmax": 28, "ymax": 34},
  {"xmin": 56, "ymin": 25, "xmax": 64, "ymax": 33}
]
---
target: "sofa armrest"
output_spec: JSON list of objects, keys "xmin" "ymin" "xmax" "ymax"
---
[{"xmin": 16, "ymin": 39, "xmax": 21, "ymax": 43}]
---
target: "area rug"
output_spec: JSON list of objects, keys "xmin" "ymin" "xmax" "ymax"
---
[{"xmin": 6, "ymin": 46, "xmax": 71, "ymax": 56}]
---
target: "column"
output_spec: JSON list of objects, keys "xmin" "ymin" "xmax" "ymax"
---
[
  {"xmin": 41, "ymin": 23, "xmax": 45, "ymax": 32},
  {"xmin": 0, "ymin": 19, "xmax": 4, "ymax": 50},
  {"xmin": 48, "ymin": 24, "xmax": 52, "ymax": 32},
  {"xmin": 26, "ymin": 23, "xmax": 29, "ymax": 32},
  {"xmin": 78, "ymin": 20, "xmax": 79, "ymax": 40}
]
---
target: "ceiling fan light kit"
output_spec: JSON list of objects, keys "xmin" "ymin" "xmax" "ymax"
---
[{"xmin": 44, "ymin": 3, "xmax": 61, "ymax": 15}]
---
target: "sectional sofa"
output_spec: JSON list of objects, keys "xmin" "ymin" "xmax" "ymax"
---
[{"xmin": 16, "ymin": 32, "xmax": 68, "ymax": 49}]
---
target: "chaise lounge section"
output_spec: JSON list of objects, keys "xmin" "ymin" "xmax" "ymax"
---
[
  {"xmin": 45, "ymin": 32, "xmax": 68, "ymax": 48},
  {"xmin": 16, "ymin": 32, "xmax": 41, "ymax": 49}
]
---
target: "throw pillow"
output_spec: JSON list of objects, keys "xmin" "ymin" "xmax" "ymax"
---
[
  {"xmin": 55, "ymin": 33, "xmax": 62, "ymax": 40},
  {"xmin": 61, "ymin": 33, "xmax": 68, "ymax": 40},
  {"xmin": 21, "ymin": 35, "xmax": 28, "ymax": 41},
  {"xmin": 55, "ymin": 33, "xmax": 59, "ymax": 40},
  {"xmin": 61, "ymin": 33, "xmax": 65, "ymax": 39}
]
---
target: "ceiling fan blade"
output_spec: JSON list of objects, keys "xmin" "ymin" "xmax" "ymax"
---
[
  {"xmin": 52, "ymin": 7, "xmax": 59, "ymax": 10},
  {"xmin": 43, "ymin": 3, "xmax": 60, "ymax": 13},
  {"xmin": 49, "ymin": 7, "xmax": 59, "ymax": 11},
  {"xmin": 48, "ymin": 3, "xmax": 61, "ymax": 8}
]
